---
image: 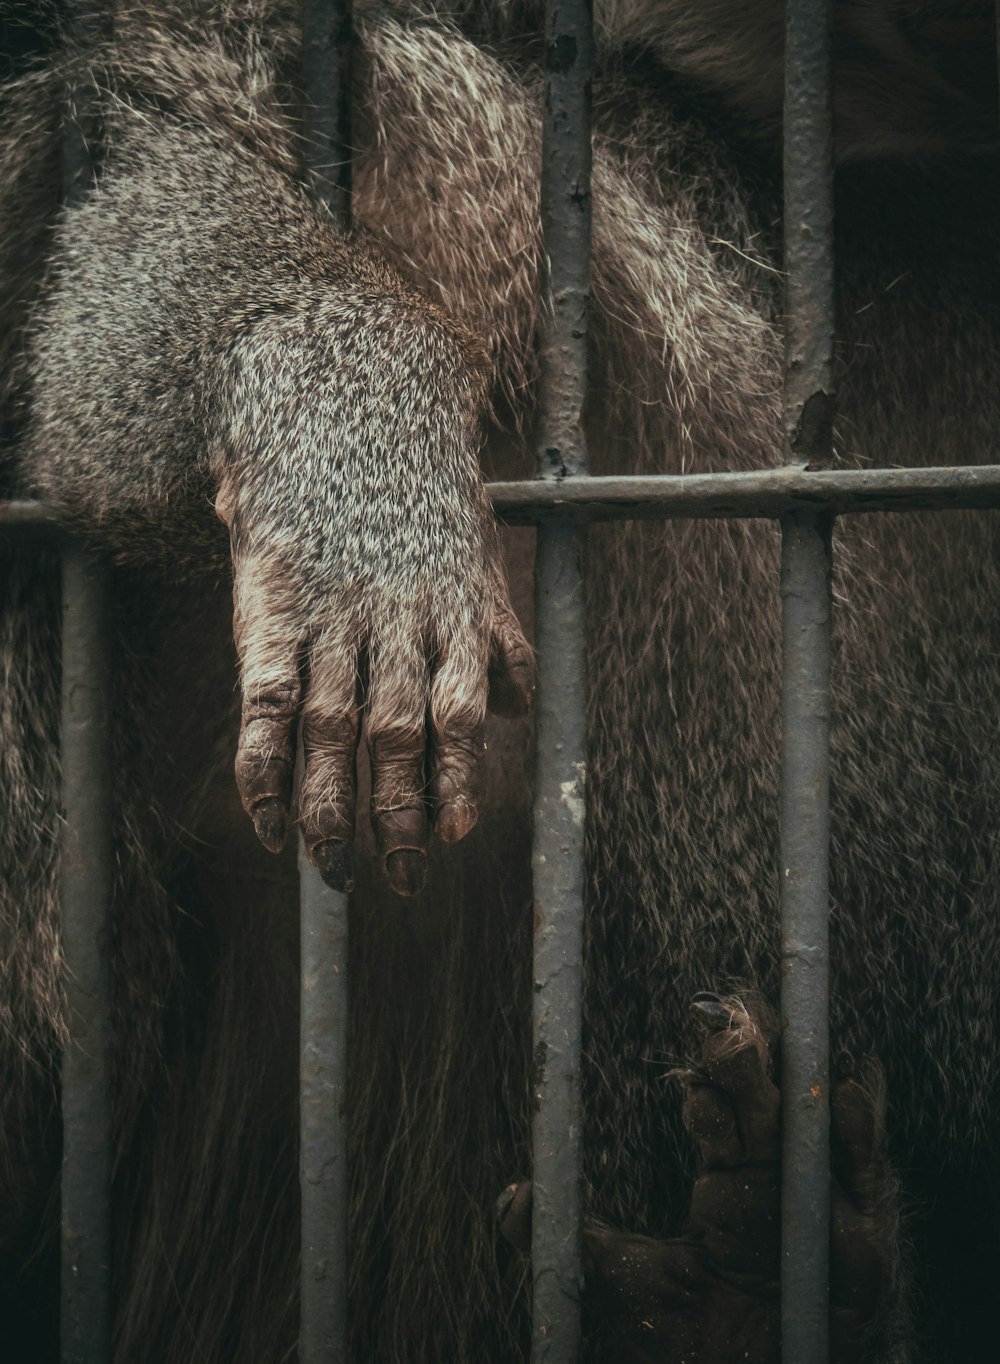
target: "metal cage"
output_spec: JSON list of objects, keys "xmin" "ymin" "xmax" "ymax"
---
[{"xmin": 3, "ymin": 2, "xmax": 1000, "ymax": 1361}]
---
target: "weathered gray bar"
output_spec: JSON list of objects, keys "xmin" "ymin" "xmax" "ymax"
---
[
  {"xmin": 9, "ymin": 461, "xmax": 1000, "ymax": 540},
  {"xmin": 298, "ymin": 839, "xmax": 350, "ymax": 1363},
  {"xmin": 489, "ymin": 464, "xmax": 1000, "ymax": 523},
  {"xmin": 299, "ymin": 4, "xmax": 353, "ymax": 1360},
  {"xmin": 780, "ymin": 1, "xmax": 835, "ymax": 1360},
  {"xmin": 531, "ymin": 2, "xmax": 593, "ymax": 1360},
  {"xmin": 60, "ymin": 545, "xmax": 113, "ymax": 1364},
  {"xmin": 302, "ymin": 0, "xmax": 353, "ymax": 226},
  {"xmin": 60, "ymin": 8, "xmax": 114, "ymax": 1359}
]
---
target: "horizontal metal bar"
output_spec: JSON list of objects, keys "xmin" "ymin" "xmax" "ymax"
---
[
  {"xmin": 489, "ymin": 465, "xmax": 1000, "ymax": 523},
  {"xmin": 0, "ymin": 500, "xmax": 67, "ymax": 533},
  {"xmin": 7, "ymin": 464, "xmax": 1000, "ymax": 549}
]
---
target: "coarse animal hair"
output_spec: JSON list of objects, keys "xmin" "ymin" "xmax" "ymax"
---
[{"xmin": 1, "ymin": 1, "xmax": 999, "ymax": 1360}]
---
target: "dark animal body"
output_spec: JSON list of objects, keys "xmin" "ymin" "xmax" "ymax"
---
[{"xmin": 1, "ymin": 1, "xmax": 999, "ymax": 1360}]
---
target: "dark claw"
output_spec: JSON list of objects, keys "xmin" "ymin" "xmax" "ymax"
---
[
  {"xmin": 495, "ymin": 1179, "xmax": 532, "ymax": 1252},
  {"xmin": 251, "ymin": 797, "xmax": 287, "ymax": 853},
  {"xmin": 836, "ymin": 1050, "xmax": 858, "ymax": 1079},
  {"xmin": 690, "ymin": 993, "xmax": 734, "ymax": 1031},
  {"xmin": 386, "ymin": 847, "xmax": 426, "ymax": 897},
  {"xmin": 315, "ymin": 840, "xmax": 354, "ymax": 893},
  {"xmin": 666, "ymin": 1065, "xmax": 711, "ymax": 1085},
  {"xmin": 495, "ymin": 1183, "xmax": 518, "ymax": 1221}
]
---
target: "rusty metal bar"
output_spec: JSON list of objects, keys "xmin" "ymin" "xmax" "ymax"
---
[
  {"xmin": 780, "ymin": 1, "xmax": 835, "ymax": 1360},
  {"xmin": 530, "ymin": 2, "xmax": 593, "ymax": 1360},
  {"xmin": 298, "ymin": 3, "xmax": 353, "ymax": 1360}
]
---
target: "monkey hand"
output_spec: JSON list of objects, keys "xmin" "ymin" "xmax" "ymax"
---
[
  {"xmin": 210, "ymin": 296, "xmax": 533, "ymax": 897},
  {"xmin": 498, "ymin": 995, "xmax": 896, "ymax": 1362}
]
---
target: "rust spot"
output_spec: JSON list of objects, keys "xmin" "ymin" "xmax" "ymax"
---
[{"xmin": 810, "ymin": 1082, "xmax": 822, "ymax": 1099}]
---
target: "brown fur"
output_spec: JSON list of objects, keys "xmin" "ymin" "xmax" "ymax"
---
[{"xmin": 1, "ymin": 2, "xmax": 999, "ymax": 1360}]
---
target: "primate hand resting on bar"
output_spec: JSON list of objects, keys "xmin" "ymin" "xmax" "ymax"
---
[
  {"xmin": 499, "ymin": 995, "xmax": 896, "ymax": 1362},
  {"xmin": 21, "ymin": 87, "xmax": 532, "ymax": 900}
]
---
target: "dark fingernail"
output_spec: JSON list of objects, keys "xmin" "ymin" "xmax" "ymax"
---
[
  {"xmin": 495, "ymin": 1184, "xmax": 518, "ymax": 1221},
  {"xmin": 251, "ymin": 797, "xmax": 287, "ymax": 853},
  {"xmin": 665, "ymin": 1065, "xmax": 710, "ymax": 1085},
  {"xmin": 496, "ymin": 1180, "xmax": 533, "ymax": 1251},
  {"xmin": 691, "ymin": 997, "xmax": 733, "ymax": 1031},
  {"xmin": 315, "ymin": 840, "xmax": 354, "ymax": 893},
  {"xmin": 438, "ymin": 800, "xmax": 478, "ymax": 844},
  {"xmin": 386, "ymin": 847, "xmax": 426, "ymax": 897}
]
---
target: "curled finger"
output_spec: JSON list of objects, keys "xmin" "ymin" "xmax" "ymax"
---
[
  {"xmin": 232, "ymin": 551, "xmax": 304, "ymax": 853},
  {"xmin": 430, "ymin": 627, "xmax": 490, "ymax": 844},
  {"xmin": 299, "ymin": 623, "xmax": 363, "ymax": 892},
  {"xmin": 487, "ymin": 598, "xmax": 534, "ymax": 718},
  {"xmin": 367, "ymin": 630, "xmax": 431, "ymax": 896}
]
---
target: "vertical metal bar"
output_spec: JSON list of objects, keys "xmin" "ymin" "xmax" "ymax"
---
[
  {"xmin": 60, "ymin": 547, "xmax": 113, "ymax": 1364},
  {"xmin": 60, "ymin": 7, "xmax": 113, "ymax": 1359},
  {"xmin": 298, "ymin": 840, "xmax": 350, "ymax": 1363},
  {"xmin": 302, "ymin": 0, "xmax": 353, "ymax": 227},
  {"xmin": 531, "ymin": 3, "xmax": 592, "ymax": 1360},
  {"xmin": 778, "ymin": 510, "xmax": 832, "ymax": 1361},
  {"xmin": 781, "ymin": 2, "xmax": 835, "ymax": 1361},
  {"xmin": 299, "ymin": 4, "xmax": 352, "ymax": 1360}
]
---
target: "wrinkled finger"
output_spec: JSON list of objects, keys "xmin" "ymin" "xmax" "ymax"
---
[
  {"xmin": 367, "ymin": 631, "xmax": 431, "ymax": 896},
  {"xmin": 299, "ymin": 624, "xmax": 363, "ymax": 892},
  {"xmin": 682, "ymin": 1081, "xmax": 744, "ymax": 1168},
  {"xmin": 583, "ymin": 1226, "xmax": 698, "ymax": 1323},
  {"xmin": 831, "ymin": 1057, "xmax": 888, "ymax": 1206},
  {"xmin": 831, "ymin": 1069, "xmax": 896, "ymax": 1340},
  {"xmin": 692, "ymin": 994, "xmax": 780, "ymax": 1166},
  {"xmin": 487, "ymin": 599, "xmax": 534, "ymax": 718},
  {"xmin": 430, "ymin": 629, "xmax": 489, "ymax": 844},
  {"xmin": 232, "ymin": 552, "xmax": 304, "ymax": 853}
]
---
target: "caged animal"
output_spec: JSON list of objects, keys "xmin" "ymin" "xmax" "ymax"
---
[{"xmin": 2, "ymin": 0, "xmax": 1000, "ymax": 1359}]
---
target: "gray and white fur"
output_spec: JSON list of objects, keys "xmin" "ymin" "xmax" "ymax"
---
[{"xmin": 1, "ymin": 1, "xmax": 998, "ymax": 1360}]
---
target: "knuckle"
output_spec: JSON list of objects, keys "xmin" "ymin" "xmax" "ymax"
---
[
  {"xmin": 372, "ymin": 768, "xmax": 427, "ymax": 815},
  {"xmin": 369, "ymin": 719, "xmax": 425, "ymax": 764},
  {"xmin": 432, "ymin": 689, "xmax": 487, "ymax": 737},
  {"xmin": 241, "ymin": 677, "xmax": 300, "ymax": 722}
]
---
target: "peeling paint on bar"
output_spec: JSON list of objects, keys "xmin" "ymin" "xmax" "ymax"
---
[
  {"xmin": 299, "ymin": 5, "xmax": 353, "ymax": 1361},
  {"xmin": 781, "ymin": 2, "xmax": 835, "ymax": 1360},
  {"xmin": 530, "ymin": 2, "xmax": 593, "ymax": 1360}
]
